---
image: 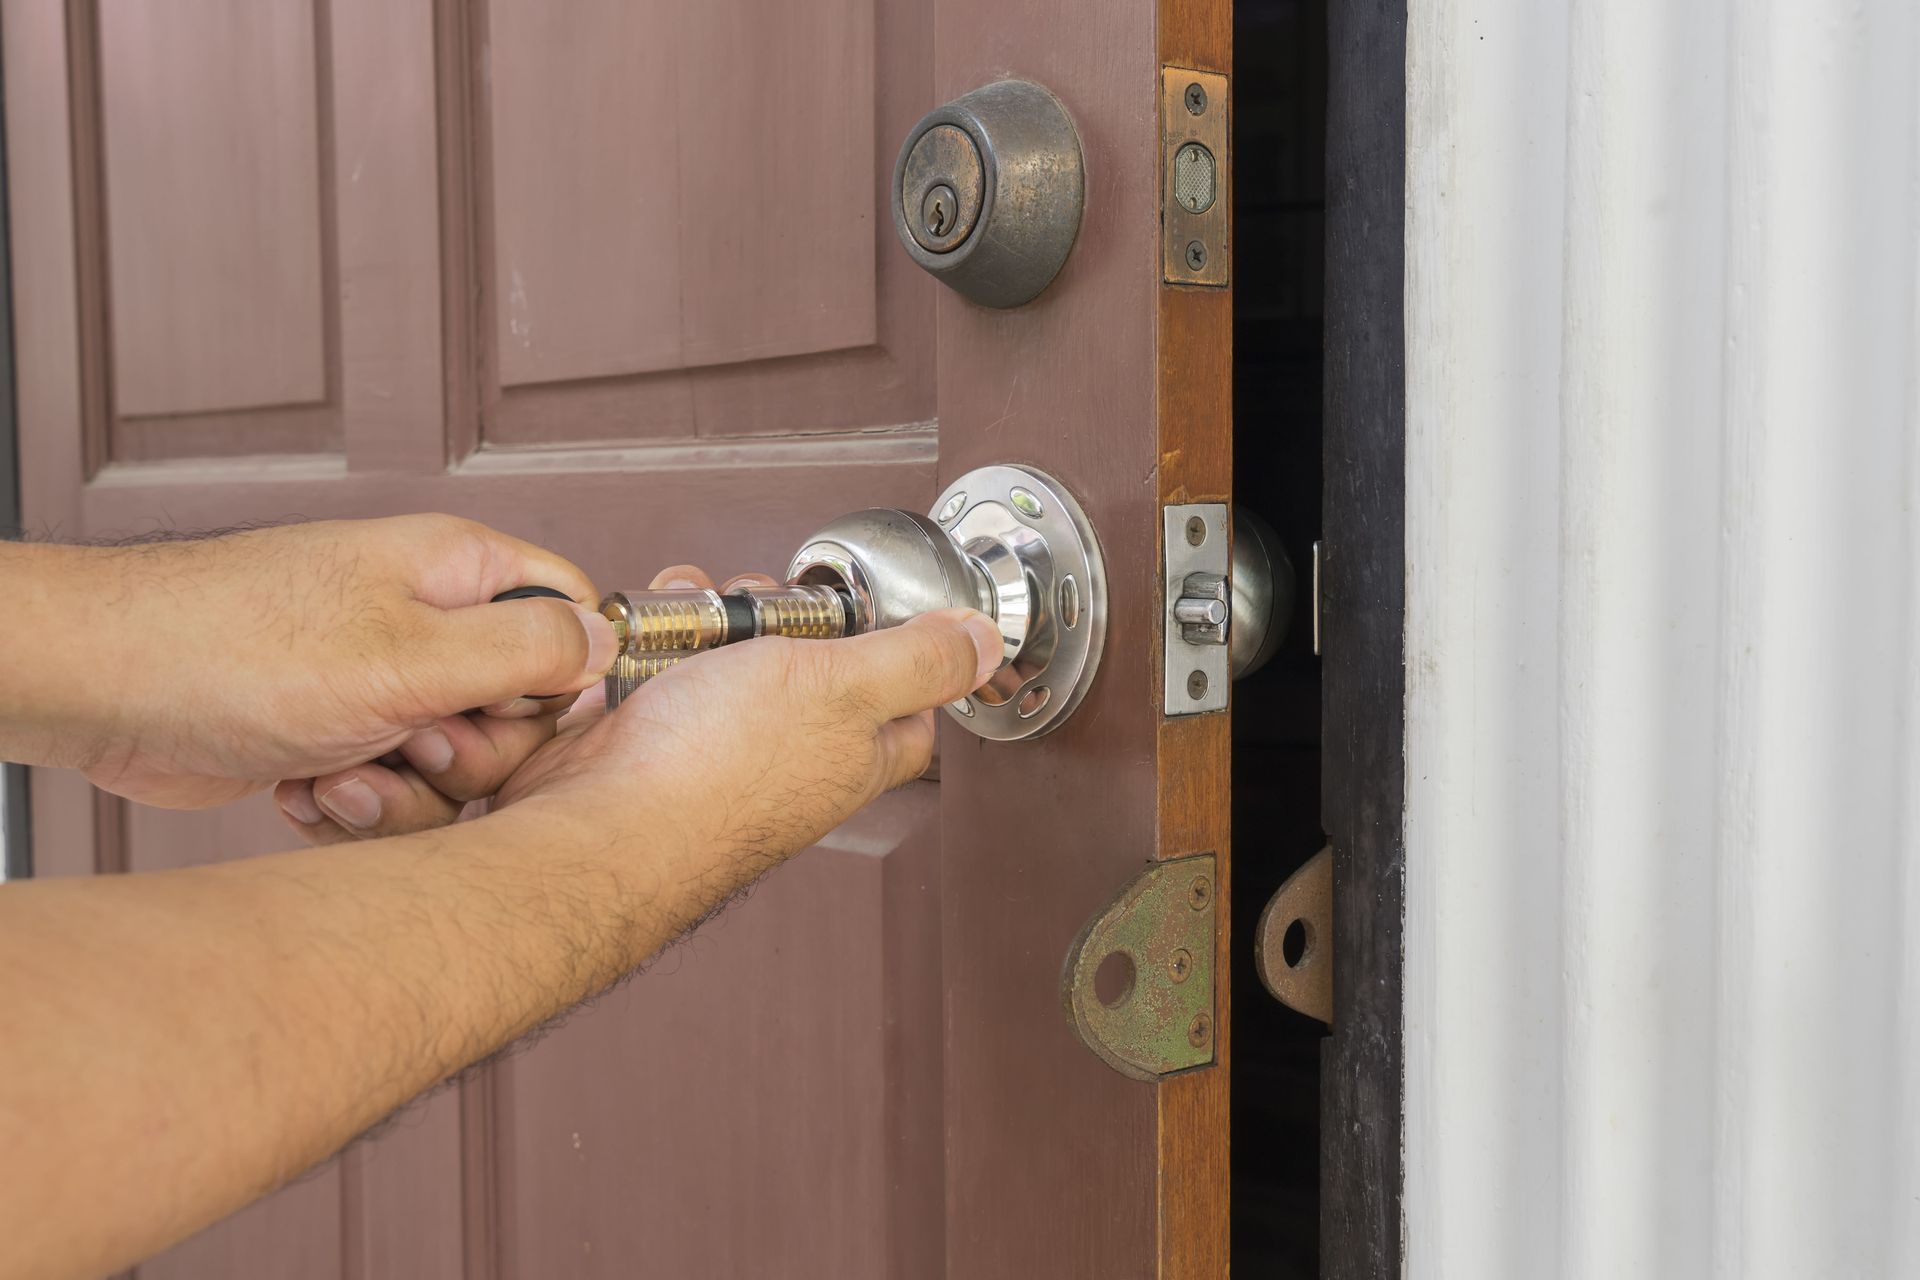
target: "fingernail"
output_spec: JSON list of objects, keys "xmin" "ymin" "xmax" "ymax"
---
[
  {"xmin": 279, "ymin": 786, "xmax": 324, "ymax": 826},
  {"xmin": 572, "ymin": 603, "xmax": 619, "ymax": 678},
  {"xmin": 960, "ymin": 612, "xmax": 1004, "ymax": 686},
  {"xmin": 662, "ymin": 577, "xmax": 702, "ymax": 590},
  {"xmin": 483, "ymin": 697, "xmax": 542, "ymax": 719},
  {"xmin": 408, "ymin": 725, "xmax": 455, "ymax": 774},
  {"xmin": 317, "ymin": 778, "xmax": 382, "ymax": 831}
]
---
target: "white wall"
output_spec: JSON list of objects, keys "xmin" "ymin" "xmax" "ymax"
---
[{"xmin": 1404, "ymin": 0, "xmax": 1920, "ymax": 1275}]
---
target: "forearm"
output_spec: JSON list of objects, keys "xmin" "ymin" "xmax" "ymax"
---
[
  {"xmin": 0, "ymin": 541, "xmax": 131, "ymax": 769},
  {"xmin": 0, "ymin": 795, "xmax": 735, "ymax": 1280}
]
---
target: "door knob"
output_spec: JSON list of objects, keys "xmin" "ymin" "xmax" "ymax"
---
[
  {"xmin": 599, "ymin": 464, "xmax": 1106, "ymax": 742},
  {"xmin": 890, "ymin": 80, "xmax": 1084, "ymax": 308}
]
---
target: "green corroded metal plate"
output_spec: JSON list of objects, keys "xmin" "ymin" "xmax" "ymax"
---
[{"xmin": 1060, "ymin": 852, "xmax": 1217, "ymax": 1081}]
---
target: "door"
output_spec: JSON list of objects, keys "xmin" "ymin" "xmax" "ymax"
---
[{"xmin": 3, "ymin": 0, "xmax": 1234, "ymax": 1275}]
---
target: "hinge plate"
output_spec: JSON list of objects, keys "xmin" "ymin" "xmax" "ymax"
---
[
  {"xmin": 1062, "ymin": 853, "xmax": 1218, "ymax": 1081},
  {"xmin": 1255, "ymin": 845, "xmax": 1333, "ymax": 1025},
  {"xmin": 1161, "ymin": 67, "xmax": 1229, "ymax": 286},
  {"xmin": 1164, "ymin": 503, "xmax": 1232, "ymax": 714}
]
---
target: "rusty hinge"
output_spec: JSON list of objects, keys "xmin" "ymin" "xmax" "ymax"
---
[
  {"xmin": 1061, "ymin": 853, "xmax": 1218, "ymax": 1081},
  {"xmin": 1255, "ymin": 845, "xmax": 1333, "ymax": 1025}
]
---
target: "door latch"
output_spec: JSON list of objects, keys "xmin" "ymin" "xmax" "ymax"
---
[{"xmin": 1163, "ymin": 504, "xmax": 1294, "ymax": 715}]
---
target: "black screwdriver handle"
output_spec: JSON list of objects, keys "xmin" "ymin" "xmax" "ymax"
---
[{"xmin": 489, "ymin": 585, "xmax": 584, "ymax": 701}]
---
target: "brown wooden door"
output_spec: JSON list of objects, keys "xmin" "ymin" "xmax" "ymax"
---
[{"xmin": 4, "ymin": 0, "xmax": 1233, "ymax": 1275}]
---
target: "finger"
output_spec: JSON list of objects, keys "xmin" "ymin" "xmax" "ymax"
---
[
  {"xmin": 818, "ymin": 608, "xmax": 1002, "ymax": 723},
  {"xmin": 400, "ymin": 515, "xmax": 602, "ymax": 609},
  {"xmin": 416, "ymin": 596, "xmax": 618, "ymax": 713},
  {"xmin": 395, "ymin": 713, "xmax": 563, "ymax": 805},
  {"xmin": 720, "ymin": 572, "xmax": 780, "ymax": 592},
  {"xmin": 649, "ymin": 565, "xmax": 716, "ymax": 590},
  {"xmin": 273, "ymin": 778, "xmax": 358, "ymax": 847},
  {"xmin": 557, "ymin": 681, "xmax": 607, "ymax": 733},
  {"xmin": 873, "ymin": 710, "xmax": 939, "ymax": 793},
  {"xmin": 309, "ymin": 761, "xmax": 464, "ymax": 839}
]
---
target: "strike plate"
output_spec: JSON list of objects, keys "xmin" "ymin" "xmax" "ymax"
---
[
  {"xmin": 1165, "ymin": 504, "xmax": 1232, "ymax": 715},
  {"xmin": 1255, "ymin": 845, "xmax": 1333, "ymax": 1025},
  {"xmin": 1161, "ymin": 67, "xmax": 1229, "ymax": 286},
  {"xmin": 1061, "ymin": 853, "xmax": 1217, "ymax": 1082}
]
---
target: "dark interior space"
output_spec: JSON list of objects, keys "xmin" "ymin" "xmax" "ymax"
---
[{"xmin": 1231, "ymin": 0, "xmax": 1328, "ymax": 1273}]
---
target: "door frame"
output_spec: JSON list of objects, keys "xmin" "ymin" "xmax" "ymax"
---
[
  {"xmin": 1321, "ymin": 0, "xmax": 1408, "ymax": 1274},
  {"xmin": 0, "ymin": 28, "xmax": 29, "ymax": 882}
]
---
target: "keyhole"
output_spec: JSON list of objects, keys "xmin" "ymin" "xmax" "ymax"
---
[{"xmin": 920, "ymin": 183, "xmax": 959, "ymax": 242}]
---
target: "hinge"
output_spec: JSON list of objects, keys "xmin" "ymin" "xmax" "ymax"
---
[
  {"xmin": 1255, "ymin": 845, "xmax": 1333, "ymax": 1025},
  {"xmin": 1061, "ymin": 853, "xmax": 1218, "ymax": 1081}
]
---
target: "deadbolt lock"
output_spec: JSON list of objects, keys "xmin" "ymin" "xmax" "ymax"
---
[{"xmin": 890, "ymin": 80, "xmax": 1085, "ymax": 308}]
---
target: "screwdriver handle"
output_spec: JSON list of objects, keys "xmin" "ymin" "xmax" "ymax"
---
[{"xmin": 488, "ymin": 585, "xmax": 580, "ymax": 702}]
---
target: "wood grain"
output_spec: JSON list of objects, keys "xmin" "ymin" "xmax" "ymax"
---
[
  {"xmin": 1322, "ymin": 0, "xmax": 1408, "ymax": 1274},
  {"xmin": 1157, "ymin": 4, "xmax": 1235, "ymax": 1276}
]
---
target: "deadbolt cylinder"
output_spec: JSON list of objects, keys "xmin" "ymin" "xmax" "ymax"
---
[{"xmin": 891, "ymin": 80, "xmax": 1085, "ymax": 309}]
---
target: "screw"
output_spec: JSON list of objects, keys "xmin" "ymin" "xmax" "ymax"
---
[
  {"xmin": 1168, "ymin": 948, "xmax": 1194, "ymax": 983},
  {"xmin": 1185, "ymin": 515, "xmax": 1206, "ymax": 545},
  {"xmin": 1185, "ymin": 240, "xmax": 1208, "ymax": 271},
  {"xmin": 922, "ymin": 184, "xmax": 957, "ymax": 239},
  {"xmin": 1187, "ymin": 669, "xmax": 1209, "ymax": 700},
  {"xmin": 1187, "ymin": 1012, "xmax": 1212, "ymax": 1048},
  {"xmin": 1185, "ymin": 82, "xmax": 1207, "ymax": 115},
  {"xmin": 1188, "ymin": 875, "xmax": 1211, "ymax": 910}
]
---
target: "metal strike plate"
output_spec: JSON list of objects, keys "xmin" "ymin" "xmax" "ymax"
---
[
  {"xmin": 1165, "ymin": 503, "xmax": 1231, "ymax": 714},
  {"xmin": 1255, "ymin": 845, "xmax": 1333, "ymax": 1025},
  {"xmin": 1062, "ymin": 853, "xmax": 1218, "ymax": 1081},
  {"xmin": 1161, "ymin": 67, "xmax": 1229, "ymax": 286}
]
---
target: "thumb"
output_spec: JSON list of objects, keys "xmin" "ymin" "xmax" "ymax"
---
[
  {"xmin": 412, "ymin": 597, "xmax": 619, "ymax": 713},
  {"xmin": 823, "ymin": 608, "xmax": 1003, "ymax": 724}
]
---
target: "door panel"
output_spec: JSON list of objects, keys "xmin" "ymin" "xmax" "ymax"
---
[
  {"xmin": 476, "ymin": 0, "xmax": 932, "ymax": 448},
  {"xmin": 4, "ymin": 0, "xmax": 1234, "ymax": 1274},
  {"xmin": 100, "ymin": 0, "xmax": 328, "ymax": 421}
]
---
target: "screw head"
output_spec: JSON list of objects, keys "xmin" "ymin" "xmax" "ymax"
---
[
  {"xmin": 1188, "ymin": 875, "xmax": 1212, "ymax": 910},
  {"xmin": 1185, "ymin": 240, "xmax": 1208, "ymax": 271},
  {"xmin": 1187, "ymin": 669, "xmax": 1209, "ymax": 700},
  {"xmin": 1168, "ymin": 948, "xmax": 1194, "ymax": 983},
  {"xmin": 1187, "ymin": 1012, "xmax": 1213, "ymax": 1047},
  {"xmin": 1184, "ymin": 82, "xmax": 1207, "ymax": 115},
  {"xmin": 1185, "ymin": 515, "xmax": 1206, "ymax": 545},
  {"xmin": 921, "ymin": 184, "xmax": 958, "ymax": 239}
]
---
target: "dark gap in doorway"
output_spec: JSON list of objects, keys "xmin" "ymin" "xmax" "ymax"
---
[{"xmin": 1230, "ymin": 0, "xmax": 1327, "ymax": 1273}]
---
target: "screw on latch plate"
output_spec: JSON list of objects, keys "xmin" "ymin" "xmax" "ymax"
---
[
  {"xmin": 1255, "ymin": 845, "xmax": 1333, "ymax": 1026},
  {"xmin": 1061, "ymin": 853, "xmax": 1218, "ymax": 1082}
]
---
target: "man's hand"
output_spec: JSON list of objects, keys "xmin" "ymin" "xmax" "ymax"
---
[
  {"xmin": 277, "ymin": 565, "xmax": 1002, "ymax": 912},
  {"xmin": 3, "ymin": 516, "xmax": 617, "ymax": 812}
]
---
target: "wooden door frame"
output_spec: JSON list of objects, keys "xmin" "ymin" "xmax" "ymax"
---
[
  {"xmin": 0, "ymin": 30, "xmax": 29, "ymax": 881},
  {"xmin": 1320, "ymin": 0, "xmax": 1408, "ymax": 1275}
]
